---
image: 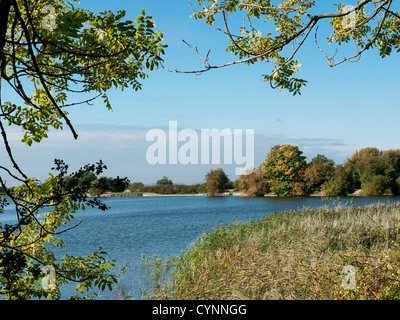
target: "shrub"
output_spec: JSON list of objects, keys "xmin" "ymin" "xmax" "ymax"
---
[
  {"xmin": 235, "ymin": 167, "xmax": 269, "ymax": 197},
  {"xmin": 361, "ymin": 175, "xmax": 392, "ymax": 196}
]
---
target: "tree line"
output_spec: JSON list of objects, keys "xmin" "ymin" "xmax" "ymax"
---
[
  {"xmin": 81, "ymin": 144, "xmax": 400, "ymax": 198},
  {"xmin": 235, "ymin": 145, "xmax": 400, "ymax": 197},
  {"xmin": 6, "ymin": 145, "xmax": 399, "ymax": 199}
]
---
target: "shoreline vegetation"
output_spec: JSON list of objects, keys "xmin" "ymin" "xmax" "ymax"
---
[
  {"xmin": 140, "ymin": 202, "xmax": 400, "ymax": 300},
  {"xmin": 95, "ymin": 190, "xmax": 365, "ymax": 198},
  {"xmin": 0, "ymin": 189, "xmax": 367, "ymax": 199},
  {"xmin": 4, "ymin": 144, "xmax": 398, "ymax": 200},
  {"xmin": 84, "ymin": 145, "xmax": 400, "ymax": 199},
  {"xmin": 93, "ymin": 187, "xmax": 366, "ymax": 198}
]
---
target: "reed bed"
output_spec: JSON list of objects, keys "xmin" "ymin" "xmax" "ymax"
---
[{"xmin": 141, "ymin": 202, "xmax": 400, "ymax": 300}]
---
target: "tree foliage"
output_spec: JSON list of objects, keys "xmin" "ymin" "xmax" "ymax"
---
[
  {"xmin": 88, "ymin": 176, "xmax": 130, "ymax": 196},
  {"xmin": 129, "ymin": 182, "xmax": 144, "ymax": 192},
  {"xmin": 303, "ymin": 154, "xmax": 335, "ymax": 194},
  {"xmin": 236, "ymin": 145, "xmax": 400, "ymax": 198},
  {"xmin": 0, "ymin": 0, "xmax": 166, "ymax": 299},
  {"xmin": 345, "ymin": 148, "xmax": 400, "ymax": 196},
  {"xmin": 1, "ymin": 0, "xmax": 166, "ymax": 146},
  {"xmin": 235, "ymin": 166, "xmax": 269, "ymax": 197},
  {"xmin": 320, "ymin": 164, "xmax": 353, "ymax": 197},
  {"xmin": 0, "ymin": 160, "xmax": 115, "ymax": 299},
  {"xmin": 205, "ymin": 168, "xmax": 230, "ymax": 196},
  {"xmin": 156, "ymin": 176, "xmax": 173, "ymax": 186},
  {"xmin": 261, "ymin": 144, "xmax": 306, "ymax": 196},
  {"xmin": 169, "ymin": 0, "xmax": 400, "ymax": 95}
]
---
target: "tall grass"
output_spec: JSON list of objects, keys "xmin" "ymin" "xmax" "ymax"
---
[{"xmin": 141, "ymin": 202, "xmax": 400, "ymax": 300}]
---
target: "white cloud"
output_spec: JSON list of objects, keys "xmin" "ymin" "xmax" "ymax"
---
[{"xmin": 1, "ymin": 124, "xmax": 355, "ymax": 186}]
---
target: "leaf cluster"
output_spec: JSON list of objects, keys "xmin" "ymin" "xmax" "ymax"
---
[
  {"xmin": 0, "ymin": 159, "xmax": 116, "ymax": 299},
  {"xmin": 1, "ymin": 0, "xmax": 167, "ymax": 145},
  {"xmin": 182, "ymin": 0, "xmax": 399, "ymax": 94}
]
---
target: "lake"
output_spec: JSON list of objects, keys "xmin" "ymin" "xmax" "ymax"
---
[{"xmin": 2, "ymin": 195, "xmax": 400, "ymax": 299}]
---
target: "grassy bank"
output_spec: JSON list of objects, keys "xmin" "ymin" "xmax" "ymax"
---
[{"xmin": 142, "ymin": 202, "xmax": 400, "ymax": 300}]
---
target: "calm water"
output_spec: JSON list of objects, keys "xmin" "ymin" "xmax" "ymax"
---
[{"xmin": 1, "ymin": 195, "xmax": 400, "ymax": 299}]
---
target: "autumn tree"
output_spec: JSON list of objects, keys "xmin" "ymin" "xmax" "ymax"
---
[
  {"xmin": 262, "ymin": 144, "xmax": 307, "ymax": 197},
  {"xmin": 167, "ymin": 1, "xmax": 399, "ymax": 95},
  {"xmin": 0, "ymin": 0, "xmax": 165, "ymax": 299},
  {"xmin": 235, "ymin": 166, "xmax": 269, "ymax": 197},
  {"xmin": 205, "ymin": 168, "xmax": 230, "ymax": 196},
  {"xmin": 303, "ymin": 154, "xmax": 335, "ymax": 194}
]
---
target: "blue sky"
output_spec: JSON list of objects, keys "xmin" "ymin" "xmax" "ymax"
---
[{"xmin": 4, "ymin": 1, "xmax": 400, "ymax": 185}]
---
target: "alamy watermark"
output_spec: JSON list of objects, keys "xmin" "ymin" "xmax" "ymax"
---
[
  {"xmin": 146, "ymin": 121, "xmax": 255, "ymax": 175},
  {"xmin": 41, "ymin": 5, "xmax": 57, "ymax": 31},
  {"xmin": 341, "ymin": 265, "xmax": 357, "ymax": 290},
  {"xmin": 41, "ymin": 265, "xmax": 57, "ymax": 291},
  {"xmin": 341, "ymin": 5, "xmax": 357, "ymax": 30}
]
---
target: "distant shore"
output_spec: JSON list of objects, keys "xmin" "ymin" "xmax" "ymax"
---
[
  {"xmin": 95, "ymin": 192, "xmax": 243, "ymax": 198},
  {"xmin": 2, "ymin": 189, "xmax": 366, "ymax": 200},
  {"xmin": 93, "ymin": 189, "xmax": 365, "ymax": 198},
  {"xmin": 141, "ymin": 192, "xmax": 243, "ymax": 197},
  {"xmin": 142, "ymin": 193, "xmax": 206, "ymax": 197}
]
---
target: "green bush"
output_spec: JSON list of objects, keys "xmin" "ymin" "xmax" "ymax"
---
[
  {"xmin": 321, "ymin": 178, "xmax": 349, "ymax": 197},
  {"xmin": 361, "ymin": 175, "xmax": 392, "ymax": 196}
]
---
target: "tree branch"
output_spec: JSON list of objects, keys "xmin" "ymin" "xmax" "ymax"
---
[
  {"xmin": 12, "ymin": 0, "xmax": 78, "ymax": 140},
  {"xmin": 0, "ymin": 0, "xmax": 12, "ymax": 75}
]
